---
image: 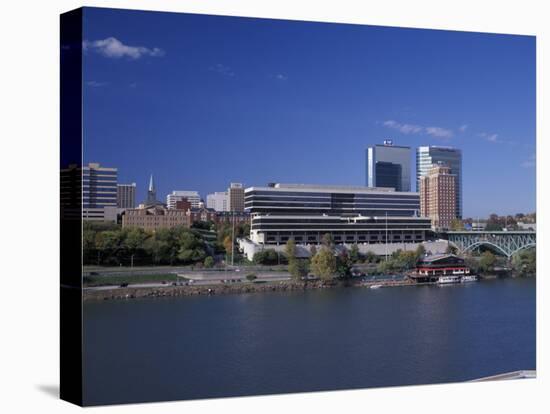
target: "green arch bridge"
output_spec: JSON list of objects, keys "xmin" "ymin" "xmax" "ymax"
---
[{"xmin": 445, "ymin": 231, "xmax": 536, "ymax": 258}]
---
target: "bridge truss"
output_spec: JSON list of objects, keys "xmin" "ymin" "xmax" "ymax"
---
[{"xmin": 446, "ymin": 231, "xmax": 536, "ymax": 258}]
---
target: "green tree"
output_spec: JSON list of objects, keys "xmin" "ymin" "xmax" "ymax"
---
[
  {"xmin": 450, "ymin": 218, "xmax": 464, "ymax": 231},
  {"xmin": 246, "ymin": 273, "xmax": 257, "ymax": 281},
  {"xmin": 204, "ymin": 256, "xmax": 215, "ymax": 268},
  {"xmin": 322, "ymin": 233, "xmax": 334, "ymax": 249},
  {"xmin": 377, "ymin": 259, "xmax": 395, "ymax": 274},
  {"xmin": 445, "ymin": 243, "xmax": 458, "ymax": 255},
  {"xmin": 288, "ymin": 259, "xmax": 310, "ymax": 281},
  {"xmin": 95, "ymin": 230, "xmax": 122, "ymax": 265},
  {"xmin": 83, "ymin": 228, "xmax": 96, "ymax": 251},
  {"xmin": 310, "ymin": 247, "xmax": 337, "ymax": 281},
  {"xmin": 512, "ymin": 248, "xmax": 536, "ymax": 276},
  {"xmin": 479, "ymin": 251, "xmax": 496, "ymax": 273},
  {"xmin": 177, "ymin": 231, "xmax": 207, "ymax": 264},
  {"xmin": 285, "ymin": 239, "xmax": 297, "ymax": 261},
  {"xmin": 336, "ymin": 250, "xmax": 353, "ymax": 278},
  {"xmin": 364, "ymin": 250, "xmax": 377, "ymax": 264},
  {"xmin": 349, "ymin": 243, "xmax": 360, "ymax": 264},
  {"xmin": 285, "ymin": 239, "xmax": 306, "ymax": 281},
  {"xmin": 415, "ymin": 244, "xmax": 426, "ymax": 260},
  {"xmin": 309, "ymin": 245, "xmax": 317, "ymax": 257},
  {"xmin": 253, "ymin": 249, "xmax": 281, "ymax": 265},
  {"xmin": 397, "ymin": 250, "xmax": 418, "ymax": 270}
]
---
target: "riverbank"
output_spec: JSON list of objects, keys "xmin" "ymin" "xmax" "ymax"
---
[
  {"xmin": 82, "ymin": 273, "xmax": 534, "ymax": 301},
  {"xmin": 83, "ymin": 277, "xmax": 435, "ymax": 301},
  {"xmin": 84, "ymin": 280, "xmax": 332, "ymax": 301}
]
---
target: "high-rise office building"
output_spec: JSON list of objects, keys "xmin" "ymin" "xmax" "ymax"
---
[
  {"xmin": 228, "ymin": 183, "xmax": 245, "ymax": 212},
  {"xmin": 117, "ymin": 183, "xmax": 136, "ymax": 209},
  {"xmin": 419, "ymin": 163, "xmax": 457, "ymax": 230},
  {"xmin": 206, "ymin": 192, "xmax": 229, "ymax": 212},
  {"xmin": 416, "ymin": 146, "xmax": 462, "ymax": 218},
  {"xmin": 82, "ymin": 163, "xmax": 118, "ymax": 222},
  {"xmin": 366, "ymin": 140, "xmax": 411, "ymax": 191},
  {"xmin": 166, "ymin": 190, "xmax": 201, "ymax": 209}
]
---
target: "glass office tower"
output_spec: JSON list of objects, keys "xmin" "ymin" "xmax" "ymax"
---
[
  {"xmin": 416, "ymin": 146, "xmax": 462, "ymax": 219},
  {"xmin": 366, "ymin": 140, "xmax": 411, "ymax": 192}
]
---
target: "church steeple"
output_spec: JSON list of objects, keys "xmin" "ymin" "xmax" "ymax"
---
[{"xmin": 146, "ymin": 174, "xmax": 158, "ymax": 205}]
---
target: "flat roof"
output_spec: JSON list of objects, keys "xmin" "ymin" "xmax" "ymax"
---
[{"xmin": 245, "ymin": 183, "xmax": 419, "ymax": 196}]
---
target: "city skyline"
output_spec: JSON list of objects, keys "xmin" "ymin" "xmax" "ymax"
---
[{"xmin": 82, "ymin": 8, "xmax": 536, "ymax": 217}]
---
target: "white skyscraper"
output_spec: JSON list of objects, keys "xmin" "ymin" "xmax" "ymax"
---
[{"xmin": 206, "ymin": 192, "xmax": 229, "ymax": 212}]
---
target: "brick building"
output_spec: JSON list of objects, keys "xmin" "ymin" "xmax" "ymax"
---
[{"xmin": 419, "ymin": 163, "xmax": 457, "ymax": 230}]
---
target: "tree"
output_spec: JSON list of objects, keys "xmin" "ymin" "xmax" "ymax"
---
[
  {"xmin": 512, "ymin": 248, "xmax": 536, "ymax": 276},
  {"xmin": 479, "ymin": 251, "xmax": 496, "ymax": 273},
  {"xmin": 285, "ymin": 239, "xmax": 306, "ymax": 281},
  {"xmin": 415, "ymin": 244, "xmax": 426, "ymax": 260},
  {"xmin": 310, "ymin": 247, "xmax": 337, "ymax": 281},
  {"xmin": 177, "ymin": 231, "xmax": 207, "ymax": 264},
  {"xmin": 223, "ymin": 235, "xmax": 234, "ymax": 258},
  {"xmin": 349, "ymin": 243, "xmax": 360, "ymax": 264},
  {"xmin": 309, "ymin": 244, "xmax": 317, "ymax": 258},
  {"xmin": 285, "ymin": 239, "xmax": 297, "ymax": 262},
  {"xmin": 95, "ymin": 230, "xmax": 122, "ymax": 265},
  {"xmin": 191, "ymin": 220, "xmax": 215, "ymax": 230},
  {"xmin": 445, "ymin": 244, "xmax": 458, "ymax": 255},
  {"xmin": 396, "ymin": 250, "xmax": 418, "ymax": 270},
  {"xmin": 246, "ymin": 273, "xmax": 257, "ymax": 281},
  {"xmin": 485, "ymin": 223, "xmax": 503, "ymax": 231},
  {"xmin": 321, "ymin": 233, "xmax": 334, "ymax": 249},
  {"xmin": 204, "ymin": 256, "xmax": 215, "ymax": 268},
  {"xmin": 364, "ymin": 250, "xmax": 377, "ymax": 264},
  {"xmin": 377, "ymin": 259, "xmax": 395, "ymax": 274},
  {"xmin": 288, "ymin": 259, "xmax": 310, "ymax": 281},
  {"xmin": 83, "ymin": 228, "xmax": 96, "ymax": 251},
  {"xmin": 253, "ymin": 249, "xmax": 281, "ymax": 265},
  {"xmin": 450, "ymin": 218, "xmax": 464, "ymax": 231},
  {"xmin": 336, "ymin": 250, "xmax": 353, "ymax": 278}
]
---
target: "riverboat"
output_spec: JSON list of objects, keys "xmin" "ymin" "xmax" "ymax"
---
[
  {"xmin": 461, "ymin": 275, "xmax": 478, "ymax": 282},
  {"xmin": 437, "ymin": 275, "xmax": 461, "ymax": 284}
]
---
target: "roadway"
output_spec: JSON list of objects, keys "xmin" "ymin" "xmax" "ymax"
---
[{"xmin": 84, "ymin": 270, "xmax": 291, "ymax": 291}]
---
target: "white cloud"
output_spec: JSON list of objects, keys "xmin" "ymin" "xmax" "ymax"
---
[
  {"xmin": 459, "ymin": 124, "xmax": 468, "ymax": 132},
  {"xmin": 209, "ymin": 63, "xmax": 235, "ymax": 77},
  {"xmin": 425, "ymin": 126, "xmax": 454, "ymax": 139},
  {"xmin": 275, "ymin": 73, "xmax": 288, "ymax": 81},
  {"xmin": 83, "ymin": 37, "xmax": 164, "ymax": 59},
  {"xmin": 383, "ymin": 120, "xmax": 423, "ymax": 135},
  {"xmin": 521, "ymin": 154, "xmax": 536, "ymax": 168},
  {"xmin": 382, "ymin": 120, "xmax": 452, "ymax": 139},
  {"xmin": 478, "ymin": 132, "xmax": 501, "ymax": 143}
]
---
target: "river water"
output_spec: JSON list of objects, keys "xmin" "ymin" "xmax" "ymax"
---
[{"xmin": 83, "ymin": 277, "xmax": 536, "ymax": 406}]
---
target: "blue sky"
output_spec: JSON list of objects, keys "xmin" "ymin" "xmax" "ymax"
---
[{"xmin": 82, "ymin": 7, "xmax": 536, "ymax": 218}]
